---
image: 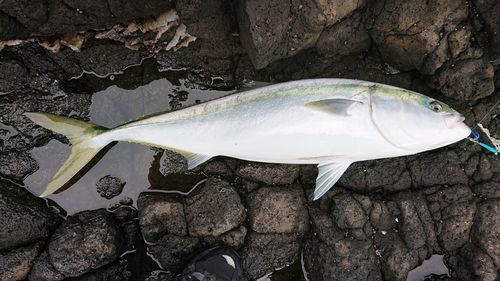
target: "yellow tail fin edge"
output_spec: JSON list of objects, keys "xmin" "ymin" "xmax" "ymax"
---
[{"xmin": 24, "ymin": 112, "xmax": 109, "ymax": 197}]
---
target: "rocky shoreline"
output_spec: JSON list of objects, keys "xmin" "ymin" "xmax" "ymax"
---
[{"xmin": 1, "ymin": 0, "xmax": 500, "ymax": 280}]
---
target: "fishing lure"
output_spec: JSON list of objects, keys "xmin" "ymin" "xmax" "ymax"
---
[{"xmin": 469, "ymin": 130, "xmax": 499, "ymax": 154}]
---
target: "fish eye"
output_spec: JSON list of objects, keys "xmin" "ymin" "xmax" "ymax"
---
[{"xmin": 429, "ymin": 101, "xmax": 443, "ymax": 113}]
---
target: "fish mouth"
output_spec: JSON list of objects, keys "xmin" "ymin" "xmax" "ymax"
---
[{"xmin": 444, "ymin": 114, "xmax": 466, "ymax": 129}]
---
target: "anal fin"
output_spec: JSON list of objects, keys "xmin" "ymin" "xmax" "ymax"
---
[
  {"xmin": 172, "ymin": 149, "xmax": 214, "ymax": 169},
  {"xmin": 314, "ymin": 161, "xmax": 352, "ymax": 200}
]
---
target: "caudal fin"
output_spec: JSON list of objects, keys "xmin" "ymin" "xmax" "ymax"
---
[{"xmin": 24, "ymin": 112, "xmax": 109, "ymax": 197}]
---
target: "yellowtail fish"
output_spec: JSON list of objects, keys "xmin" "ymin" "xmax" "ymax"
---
[{"xmin": 25, "ymin": 79, "xmax": 471, "ymax": 199}]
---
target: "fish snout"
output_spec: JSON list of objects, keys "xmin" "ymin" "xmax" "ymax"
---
[{"xmin": 443, "ymin": 114, "xmax": 466, "ymax": 129}]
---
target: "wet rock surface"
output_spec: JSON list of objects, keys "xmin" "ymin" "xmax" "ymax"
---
[
  {"xmin": 240, "ymin": 232, "xmax": 302, "ymax": 280},
  {"xmin": 138, "ymin": 192, "xmax": 187, "ymax": 242},
  {"xmin": 185, "ymin": 177, "xmax": 246, "ymax": 237},
  {"xmin": 0, "ymin": 0, "xmax": 174, "ymax": 40},
  {"xmin": 0, "ymin": 180, "xmax": 60, "ymax": 250},
  {"xmin": 96, "ymin": 175, "xmax": 126, "ymax": 199},
  {"xmin": 247, "ymin": 184, "xmax": 308, "ymax": 234},
  {"xmin": 45, "ymin": 209, "xmax": 125, "ymax": 278},
  {"xmin": 0, "ymin": 0, "xmax": 499, "ymax": 280},
  {"xmin": 0, "ymin": 241, "xmax": 44, "ymax": 281}
]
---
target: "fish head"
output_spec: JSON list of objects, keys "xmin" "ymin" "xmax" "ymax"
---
[{"xmin": 370, "ymin": 86, "xmax": 471, "ymax": 152}]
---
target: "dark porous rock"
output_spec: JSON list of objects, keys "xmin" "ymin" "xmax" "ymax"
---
[
  {"xmin": 175, "ymin": 0, "xmax": 236, "ymax": 41},
  {"xmin": 219, "ymin": 225, "xmax": 247, "ymax": 249},
  {"xmin": 48, "ymin": 209, "xmax": 125, "ymax": 278},
  {"xmin": 426, "ymin": 185, "xmax": 476, "ymax": 251},
  {"xmin": 374, "ymin": 231, "xmax": 419, "ymax": 281},
  {"xmin": 0, "ymin": 151, "xmax": 38, "ymax": 183},
  {"xmin": 470, "ymin": 153, "xmax": 495, "ymax": 183},
  {"xmin": 236, "ymin": 0, "xmax": 290, "ymax": 69},
  {"xmin": 240, "ymin": 232, "xmax": 301, "ymax": 280},
  {"xmin": 0, "ymin": 57, "xmax": 30, "ymax": 93},
  {"xmin": 0, "ymin": 241, "xmax": 44, "ymax": 281},
  {"xmin": 28, "ymin": 251, "xmax": 65, "ymax": 281},
  {"xmin": 369, "ymin": 0, "xmax": 467, "ymax": 74},
  {"xmin": 447, "ymin": 27, "xmax": 472, "ymax": 59},
  {"xmin": 298, "ymin": 164, "xmax": 317, "ymax": 189},
  {"xmin": 339, "ymin": 157, "xmax": 411, "ymax": 194},
  {"xmin": 446, "ymin": 243, "xmax": 498, "ymax": 281},
  {"xmin": 0, "ymin": 11, "xmax": 29, "ymax": 40},
  {"xmin": 147, "ymin": 234, "xmax": 202, "ymax": 272},
  {"xmin": 111, "ymin": 206, "xmax": 139, "ymax": 251},
  {"xmin": 370, "ymin": 200, "xmax": 399, "ymax": 231},
  {"xmin": 0, "ymin": 180, "xmax": 60, "ymax": 250},
  {"xmin": 73, "ymin": 39, "xmax": 149, "ymax": 78},
  {"xmin": 112, "ymin": 205, "xmax": 137, "ymax": 223},
  {"xmin": 474, "ymin": 0, "xmax": 500, "ymax": 62},
  {"xmin": 430, "ymin": 57, "xmax": 495, "ymax": 102},
  {"xmin": 247, "ymin": 184, "xmax": 308, "ymax": 234},
  {"xmin": 408, "ymin": 151, "xmax": 468, "ymax": 188},
  {"xmin": 304, "ymin": 233, "xmax": 381, "ymax": 281},
  {"xmin": 308, "ymin": 208, "xmax": 344, "ymax": 246},
  {"xmin": 473, "ymin": 179, "xmax": 500, "ymax": 199},
  {"xmin": 203, "ymin": 225, "xmax": 248, "ymax": 249},
  {"xmin": 237, "ymin": 0, "xmax": 364, "ymax": 69},
  {"xmin": 156, "ymin": 1, "xmax": 244, "ymax": 81},
  {"xmin": 137, "ymin": 192, "xmax": 187, "ymax": 243},
  {"xmin": 6, "ymin": 43, "xmax": 75, "ymax": 89},
  {"xmin": 330, "ymin": 191, "xmax": 371, "ymax": 230},
  {"xmin": 119, "ymin": 220, "xmax": 140, "ymax": 252},
  {"xmin": 236, "ymin": 162, "xmax": 300, "ymax": 186},
  {"xmin": 156, "ymin": 39, "xmax": 243, "ymax": 89},
  {"xmin": 96, "ymin": 175, "xmax": 126, "ymax": 199},
  {"xmin": 203, "ymin": 158, "xmax": 236, "ymax": 181},
  {"xmin": 0, "ymin": 0, "xmax": 173, "ymax": 40},
  {"xmin": 239, "ymin": 178, "xmax": 260, "ymax": 193},
  {"xmin": 0, "ymin": 87, "xmax": 92, "ymax": 153},
  {"xmin": 472, "ymin": 172, "xmax": 500, "ymax": 199},
  {"xmin": 392, "ymin": 192, "xmax": 440, "ymax": 254},
  {"xmin": 185, "ymin": 177, "xmax": 245, "ymax": 237},
  {"xmin": 305, "ymin": 206, "xmax": 381, "ymax": 280},
  {"xmin": 315, "ymin": 10, "xmax": 371, "ymax": 60},
  {"xmin": 68, "ymin": 259, "xmax": 131, "ymax": 281},
  {"xmin": 471, "ymin": 199, "xmax": 500, "ymax": 269}
]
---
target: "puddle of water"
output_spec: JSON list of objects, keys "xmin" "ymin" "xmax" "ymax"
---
[
  {"xmin": 406, "ymin": 254, "xmax": 449, "ymax": 281},
  {"xmin": 24, "ymin": 66, "xmax": 232, "ymax": 215}
]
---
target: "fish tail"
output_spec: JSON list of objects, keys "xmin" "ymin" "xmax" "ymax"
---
[{"xmin": 24, "ymin": 112, "xmax": 109, "ymax": 197}]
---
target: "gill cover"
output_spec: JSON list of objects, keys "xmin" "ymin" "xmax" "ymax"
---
[{"xmin": 370, "ymin": 89, "xmax": 462, "ymax": 151}]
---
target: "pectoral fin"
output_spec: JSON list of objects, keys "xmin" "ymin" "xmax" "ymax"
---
[
  {"xmin": 305, "ymin": 99, "xmax": 363, "ymax": 116},
  {"xmin": 314, "ymin": 161, "xmax": 352, "ymax": 200}
]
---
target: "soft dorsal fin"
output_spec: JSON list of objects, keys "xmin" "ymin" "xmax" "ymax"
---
[
  {"xmin": 305, "ymin": 99, "xmax": 363, "ymax": 117},
  {"xmin": 313, "ymin": 160, "xmax": 352, "ymax": 200}
]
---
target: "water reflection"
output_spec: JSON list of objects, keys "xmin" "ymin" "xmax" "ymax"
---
[
  {"xmin": 406, "ymin": 255, "xmax": 449, "ymax": 281},
  {"xmin": 24, "ymin": 71, "xmax": 232, "ymax": 215}
]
